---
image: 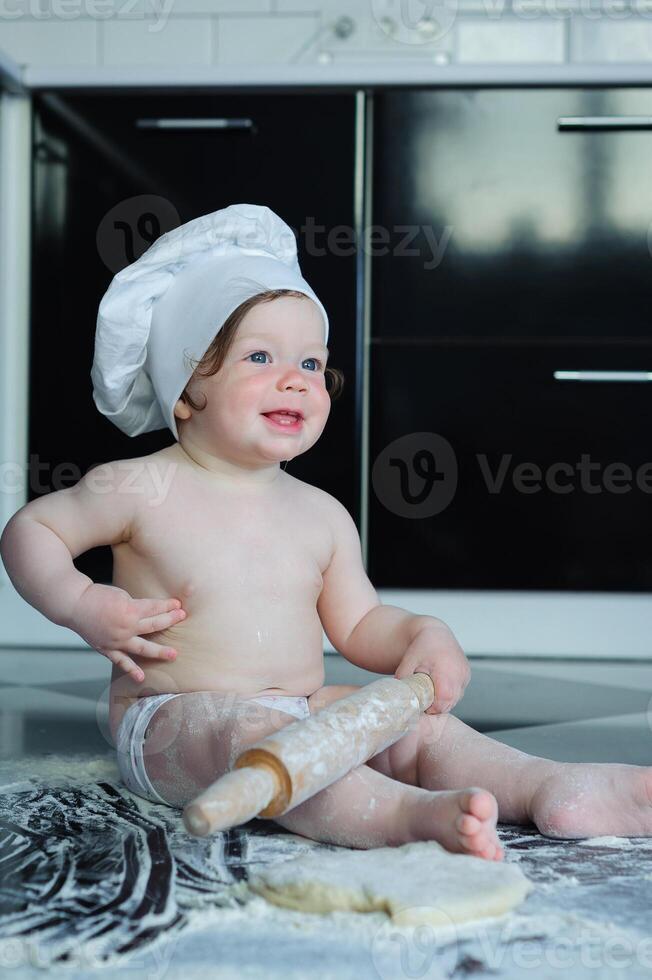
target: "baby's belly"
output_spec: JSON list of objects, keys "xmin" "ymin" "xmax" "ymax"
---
[{"xmin": 108, "ymin": 606, "xmax": 326, "ymax": 741}]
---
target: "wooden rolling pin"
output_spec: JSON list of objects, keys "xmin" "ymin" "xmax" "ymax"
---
[{"xmin": 182, "ymin": 673, "xmax": 435, "ymax": 838}]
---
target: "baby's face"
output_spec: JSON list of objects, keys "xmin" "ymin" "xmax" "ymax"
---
[{"xmin": 178, "ymin": 295, "xmax": 331, "ymax": 468}]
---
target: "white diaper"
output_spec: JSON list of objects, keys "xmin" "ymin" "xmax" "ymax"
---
[
  {"xmin": 115, "ymin": 692, "xmax": 310, "ymax": 806},
  {"xmin": 246, "ymin": 694, "xmax": 310, "ymax": 721},
  {"xmin": 115, "ymin": 693, "xmax": 182, "ymax": 805}
]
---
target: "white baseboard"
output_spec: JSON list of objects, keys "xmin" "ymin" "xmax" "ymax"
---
[
  {"xmin": 2, "ymin": 576, "xmax": 650, "ymax": 661},
  {"xmin": 324, "ymin": 589, "xmax": 652, "ymax": 660}
]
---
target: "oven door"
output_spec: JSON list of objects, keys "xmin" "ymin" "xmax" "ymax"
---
[{"xmin": 370, "ymin": 87, "xmax": 652, "ymax": 657}]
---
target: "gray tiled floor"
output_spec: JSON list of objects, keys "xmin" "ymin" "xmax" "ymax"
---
[
  {"xmin": 1, "ymin": 648, "xmax": 651, "ymax": 763},
  {"xmin": 0, "ymin": 643, "xmax": 649, "ymax": 766}
]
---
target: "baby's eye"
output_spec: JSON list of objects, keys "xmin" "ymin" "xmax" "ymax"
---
[
  {"xmin": 246, "ymin": 351, "xmax": 323, "ymax": 371},
  {"xmin": 302, "ymin": 358, "xmax": 322, "ymax": 372}
]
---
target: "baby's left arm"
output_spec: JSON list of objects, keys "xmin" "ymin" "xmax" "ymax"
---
[{"xmin": 317, "ymin": 497, "xmax": 470, "ymax": 714}]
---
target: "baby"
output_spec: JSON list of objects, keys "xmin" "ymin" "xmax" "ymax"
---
[{"xmin": 2, "ymin": 205, "xmax": 651, "ymax": 861}]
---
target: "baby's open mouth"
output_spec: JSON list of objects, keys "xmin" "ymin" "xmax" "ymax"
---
[{"xmin": 262, "ymin": 411, "xmax": 303, "ymax": 427}]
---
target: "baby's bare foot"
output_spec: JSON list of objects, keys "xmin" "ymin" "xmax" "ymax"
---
[
  {"xmin": 530, "ymin": 762, "xmax": 652, "ymax": 839},
  {"xmin": 406, "ymin": 787, "xmax": 504, "ymax": 861}
]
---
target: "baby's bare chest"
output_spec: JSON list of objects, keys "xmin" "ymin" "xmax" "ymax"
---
[{"xmin": 112, "ymin": 481, "xmax": 332, "ymax": 609}]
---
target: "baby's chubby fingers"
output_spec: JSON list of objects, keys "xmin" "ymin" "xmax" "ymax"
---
[
  {"xmin": 109, "ymin": 652, "xmax": 149, "ymax": 682},
  {"xmin": 124, "ymin": 636, "xmax": 178, "ymax": 661},
  {"xmin": 107, "ymin": 647, "xmax": 164, "ymax": 684},
  {"xmin": 395, "ymin": 624, "xmax": 470, "ymax": 715},
  {"xmin": 135, "ymin": 597, "xmax": 186, "ymax": 633}
]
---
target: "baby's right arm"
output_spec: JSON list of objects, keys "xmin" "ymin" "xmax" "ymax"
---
[{"xmin": 0, "ymin": 463, "xmax": 185, "ymax": 681}]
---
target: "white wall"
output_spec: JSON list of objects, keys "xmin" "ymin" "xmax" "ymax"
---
[{"xmin": 1, "ymin": 0, "xmax": 652, "ymax": 77}]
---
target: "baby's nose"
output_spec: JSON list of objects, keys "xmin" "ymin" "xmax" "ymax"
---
[{"xmin": 278, "ymin": 369, "xmax": 308, "ymax": 390}]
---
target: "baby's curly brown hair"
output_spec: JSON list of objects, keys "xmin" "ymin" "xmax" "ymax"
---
[{"xmin": 179, "ymin": 289, "xmax": 344, "ymax": 414}]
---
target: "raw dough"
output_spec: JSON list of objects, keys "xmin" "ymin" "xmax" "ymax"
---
[{"xmin": 249, "ymin": 841, "xmax": 532, "ymax": 927}]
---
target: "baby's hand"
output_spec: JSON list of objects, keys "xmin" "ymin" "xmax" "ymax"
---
[
  {"xmin": 395, "ymin": 623, "xmax": 471, "ymax": 715},
  {"xmin": 68, "ymin": 582, "xmax": 186, "ymax": 682}
]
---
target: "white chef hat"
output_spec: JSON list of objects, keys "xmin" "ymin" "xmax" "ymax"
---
[{"xmin": 91, "ymin": 203, "xmax": 329, "ymax": 441}]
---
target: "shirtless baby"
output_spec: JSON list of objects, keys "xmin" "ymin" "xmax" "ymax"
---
[{"xmin": 2, "ymin": 205, "xmax": 651, "ymax": 860}]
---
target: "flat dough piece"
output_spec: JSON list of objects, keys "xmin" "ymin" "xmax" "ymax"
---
[{"xmin": 249, "ymin": 841, "xmax": 532, "ymax": 927}]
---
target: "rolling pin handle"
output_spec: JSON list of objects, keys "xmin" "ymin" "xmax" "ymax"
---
[
  {"xmin": 182, "ymin": 764, "xmax": 279, "ymax": 837},
  {"xmin": 402, "ymin": 672, "xmax": 436, "ymax": 712}
]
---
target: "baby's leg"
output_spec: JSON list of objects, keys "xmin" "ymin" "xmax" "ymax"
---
[
  {"xmin": 369, "ymin": 709, "xmax": 553, "ymax": 824},
  {"xmin": 141, "ymin": 691, "xmax": 502, "ymax": 858},
  {"xmin": 140, "ymin": 692, "xmax": 295, "ymax": 807},
  {"xmin": 367, "ymin": 700, "xmax": 652, "ymax": 840},
  {"xmin": 273, "ymin": 762, "xmax": 503, "ymax": 858}
]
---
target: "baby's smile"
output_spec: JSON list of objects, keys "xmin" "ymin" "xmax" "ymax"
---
[{"xmin": 262, "ymin": 410, "xmax": 304, "ymax": 432}]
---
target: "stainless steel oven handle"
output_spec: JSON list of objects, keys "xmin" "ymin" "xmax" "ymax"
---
[
  {"xmin": 554, "ymin": 371, "xmax": 652, "ymax": 382},
  {"xmin": 558, "ymin": 116, "xmax": 652, "ymax": 131},
  {"xmin": 135, "ymin": 118, "xmax": 254, "ymax": 130}
]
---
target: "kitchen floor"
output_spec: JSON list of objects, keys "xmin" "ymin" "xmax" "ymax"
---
[{"xmin": 1, "ymin": 649, "xmax": 651, "ymax": 979}]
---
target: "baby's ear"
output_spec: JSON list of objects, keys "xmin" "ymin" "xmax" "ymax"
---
[{"xmin": 174, "ymin": 398, "xmax": 192, "ymax": 421}]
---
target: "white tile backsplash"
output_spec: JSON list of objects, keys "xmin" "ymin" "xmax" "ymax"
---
[
  {"xmin": 0, "ymin": 20, "xmax": 98, "ymax": 66},
  {"xmin": 102, "ymin": 16, "xmax": 213, "ymax": 65},
  {"xmin": 215, "ymin": 13, "xmax": 318, "ymax": 65},
  {"xmin": 157, "ymin": 0, "xmax": 272, "ymax": 12},
  {"xmin": 275, "ymin": 0, "xmax": 348, "ymax": 8},
  {"xmin": 1, "ymin": 0, "xmax": 149, "ymax": 18},
  {"xmin": 458, "ymin": 18, "xmax": 566, "ymax": 61},
  {"xmin": 315, "ymin": 2, "xmax": 456, "ymax": 55},
  {"xmin": 0, "ymin": 0, "xmax": 270, "ymax": 13},
  {"xmin": 1, "ymin": 2, "xmax": 652, "ymax": 90},
  {"xmin": 275, "ymin": 0, "xmax": 488, "ymax": 9},
  {"xmin": 571, "ymin": 19, "xmax": 652, "ymax": 62}
]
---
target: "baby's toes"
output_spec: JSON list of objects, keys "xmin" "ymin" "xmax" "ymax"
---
[
  {"xmin": 455, "ymin": 790, "xmax": 501, "ymax": 859},
  {"xmin": 464, "ymin": 788, "xmax": 498, "ymax": 824},
  {"xmin": 483, "ymin": 841, "xmax": 505, "ymax": 862},
  {"xmin": 456, "ymin": 812, "xmax": 481, "ymax": 836},
  {"xmin": 458, "ymin": 823, "xmax": 493, "ymax": 854},
  {"xmin": 463, "ymin": 833, "xmax": 500, "ymax": 860},
  {"xmin": 459, "ymin": 834, "xmax": 489, "ymax": 858},
  {"xmin": 459, "ymin": 818, "xmax": 503, "ymax": 856}
]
